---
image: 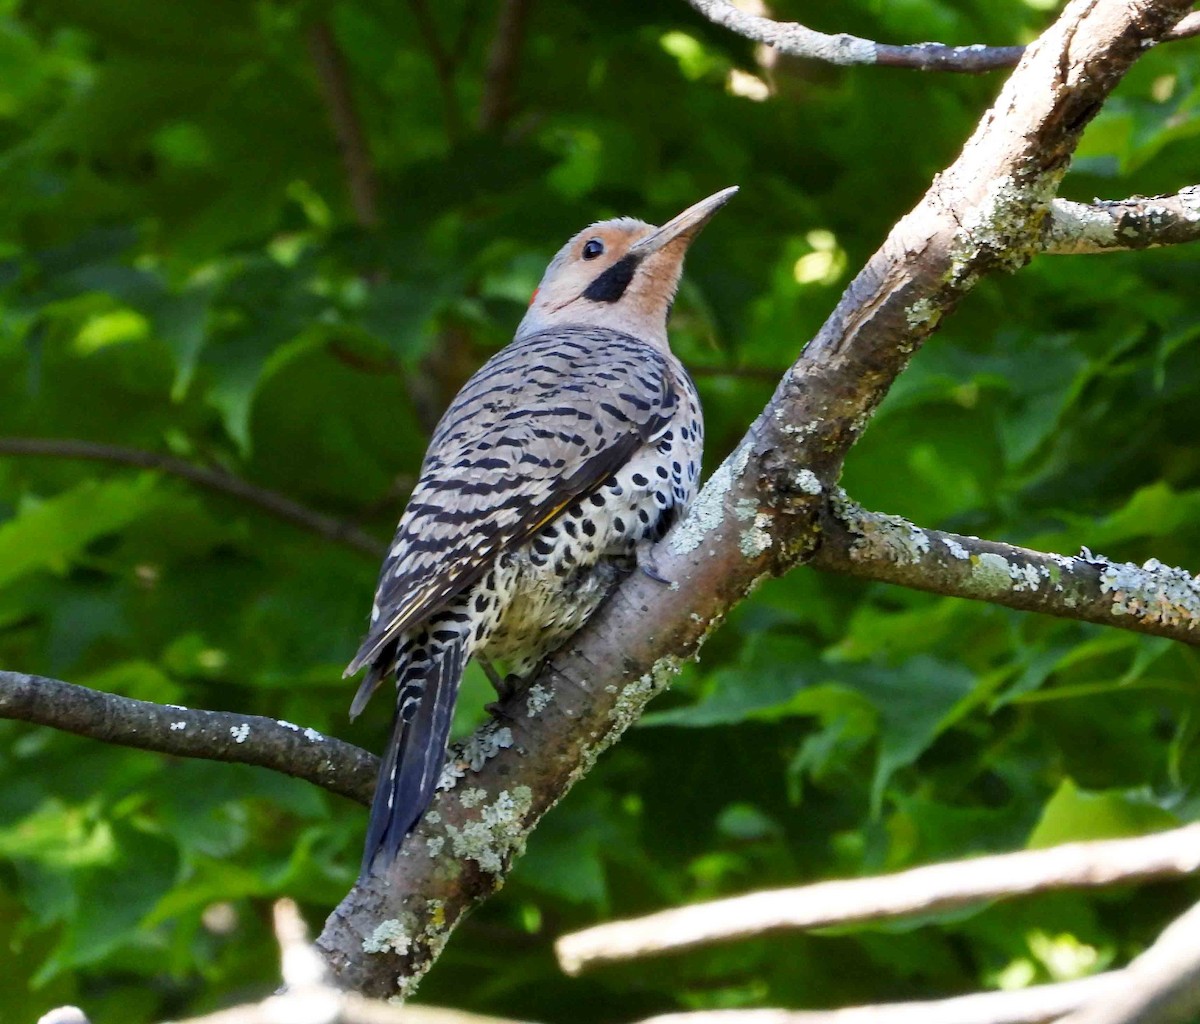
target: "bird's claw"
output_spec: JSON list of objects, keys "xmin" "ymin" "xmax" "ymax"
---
[
  {"xmin": 640, "ymin": 560, "xmax": 673, "ymax": 585},
  {"xmin": 485, "ymin": 698, "xmax": 517, "ymax": 724}
]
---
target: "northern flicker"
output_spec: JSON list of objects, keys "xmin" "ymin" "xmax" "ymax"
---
[{"xmin": 347, "ymin": 186, "xmax": 737, "ymax": 874}]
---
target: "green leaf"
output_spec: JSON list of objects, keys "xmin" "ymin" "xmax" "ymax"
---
[
  {"xmin": 0, "ymin": 476, "xmax": 158, "ymax": 589},
  {"xmin": 842, "ymin": 657, "xmax": 981, "ymax": 812},
  {"xmin": 1027, "ymin": 779, "xmax": 1178, "ymax": 848}
]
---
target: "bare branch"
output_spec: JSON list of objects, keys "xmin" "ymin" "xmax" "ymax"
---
[
  {"xmin": 0, "ymin": 671, "xmax": 378, "ymax": 806},
  {"xmin": 1042, "ymin": 188, "xmax": 1200, "ymax": 255},
  {"xmin": 316, "ymin": 0, "xmax": 1198, "ymax": 997},
  {"xmin": 0, "ymin": 437, "xmax": 386, "ymax": 559},
  {"xmin": 811, "ymin": 495, "xmax": 1200, "ymax": 645},
  {"xmin": 37, "ymin": 1010, "xmax": 92, "ymax": 1024},
  {"xmin": 639, "ymin": 975, "xmax": 1122, "ymax": 1024},
  {"xmin": 479, "ymin": 0, "xmax": 534, "ymax": 131},
  {"xmin": 308, "ymin": 21, "xmax": 381, "ymax": 229},
  {"xmin": 555, "ymin": 824, "xmax": 1200, "ymax": 973},
  {"xmin": 1165, "ymin": 11, "xmax": 1200, "ymax": 42},
  {"xmin": 685, "ymin": 0, "xmax": 1023, "ymax": 72},
  {"xmin": 39, "ymin": 896, "xmax": 1200, "ymax": 1024},
  {"xmin": 408, "ymin": 0, "xmax": 467, "ymax": 140},
  {"xmin": 1056, "ymin": 898, "xmax": 1200, "ymax": 1024},
  {"xmin": 685, "ymin": 0, "xmax": 1198, "ymax": 73}
]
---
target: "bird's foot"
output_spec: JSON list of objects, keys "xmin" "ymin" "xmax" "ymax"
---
[
  {"xmin": 479, "ymin": 658, "xmax": 524, "ymax": 721},
  {"xmin": 636, "ymin": 539, "xmax": 673, "ymax": 586},
  {"xmin": 484, "ymin": 698, "xmax": 517, "ymax": 724},
  {"xmin": 478, "ymin": 656, "xmax": 511, "ymax": 695}
]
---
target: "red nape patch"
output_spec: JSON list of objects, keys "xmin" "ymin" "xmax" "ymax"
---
[{"xmin": 528, "ymin": 287, "xmax": 539, "ymax": 307}]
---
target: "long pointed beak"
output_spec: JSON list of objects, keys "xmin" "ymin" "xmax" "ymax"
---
[{"xmin": 628, "ymin": 186, "xmax": 739, "ymax": 258}]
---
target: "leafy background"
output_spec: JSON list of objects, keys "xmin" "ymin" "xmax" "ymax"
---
[{"xmin": 2, "ymin": 0, "xmax": 1200, "ymax": 1020}]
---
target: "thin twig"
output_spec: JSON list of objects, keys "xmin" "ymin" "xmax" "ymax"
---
[
  {"xmin": 811, "ymin": 494, "xmax": 1200, "ymax": 646},
  {"xmin": 308, "ymin": 21, "xmax": 382, "ymax": 229},
  {"xmin": 1042, "ymin": 188, "xmax": 1200, "ymax": 255},
  {"xmin": 685, "ymin": 0, "xmax": 1200, "ymax": 73},
  {"xmin": 0, "ymin": 437, "xmax": 386, "ymax": 558},
  {"xmin": 555, "ymin": 824, "xmax": 1200, "ymax": 973},
  {"xmin": 638, "ymin": 976, "xmax": 1122, "ymax": 1024},
  {"xmin": 479, "ymin": 0, "xmax": 533, "ymax": 130},
  {"xmin": 408, "ymin": 0, "xmax": 466, "ymax": 140},
  {"xmin": 0, "ymin": 671, "xmax": 379, "ymax": 806}
]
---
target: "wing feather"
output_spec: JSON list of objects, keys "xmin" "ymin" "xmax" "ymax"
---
[{"xmin": 346, "ymin": 327, "xmax": 676, "ymax": 679}]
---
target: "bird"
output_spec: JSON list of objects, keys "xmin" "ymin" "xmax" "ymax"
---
[{"xmin": 346, "ymin": 186, "xmax": 738, "ymax": 876}]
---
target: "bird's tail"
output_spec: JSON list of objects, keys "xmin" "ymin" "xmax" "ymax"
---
[{"xmin": 361, "ymin": 634, "xmax": 465, "ymax": 877}]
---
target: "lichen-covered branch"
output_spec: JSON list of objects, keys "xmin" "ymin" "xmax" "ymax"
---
[
  {"xmin": 0, "ymin": 437, "xmax": 386, "ymax": 559},
  {"xmin": 0, "ymin": 671, "xmax": 378, "ymax": 806},
  {"xmin": 555, "ymin": 824, "xmax": 1200, "ymax": 972},
  {"xmin": 684, "ymin": 0, "xmax": 1200, "ymax": 72},
  {"xmin": 316, "ymin": 0, "xmax": 1197, "ymax": 998},
  {"xmin": 812, "ymin": 495, "xmax": 1200, "ymax": 644},
  {"xmin": 1041, "ymin": 188, "xmax": 1200, "ymax": 254},
  {"xmin": 685, "ymin": 0, "xmax": 1023, "ymax": 72}
]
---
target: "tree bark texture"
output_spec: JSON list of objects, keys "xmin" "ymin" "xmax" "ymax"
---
[{"xmin": 314, "ymin": 0, "xmax": 1198, "ymax": 997}]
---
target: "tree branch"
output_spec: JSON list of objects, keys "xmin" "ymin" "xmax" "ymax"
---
[
  {"xmin": 811, "ymin": 494, "xmax": 1200, "ymax": 644},
  {"xmin": 554, "ymin": 824, "xmax": 1200, "ymax": 973},
  {"xmin": 39, "ymin": 894, "xmax": 1200, "ymax": 1024},
  {"xmin": 640, "ymin": 976, "xmax": 1122, "ymax": 1024},
  {"xmin": 315, "ymin": 0, "xmax": 1198, "ymax": 998},
  {"xmin": 1041, "ymin": 188, "xmax": 1200, "ymax": 254},
  {"xmin": 0, "ymin": 671, "xmax": 378, "ymax": 806},
  {"xmin": 0, "ymin": 437, "xmax": 386, "ymax": 559},
  {"xmin": 308, "ymin": 21, "xmax": 381, "ymax": 229},
  {"xmin": 478, "ymin": 0, "xmax": 534, "ymax": 131},
  {"xmin": 1168, "ymin": 10, "xmax": 1200, "ymax": 42},
  {"xmin": 408, "ymin": 0, "xmax": 467, "ymax": 141},
  {"xmin": 1056, "ymin": 897, "xmax": 1200, "ymax": 1024},
  {"xmin": 684, "ymin": 0, "xmax": 1200, "ymax": 73}
]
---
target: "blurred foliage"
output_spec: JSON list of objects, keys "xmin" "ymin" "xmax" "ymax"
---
[{"xmin": 1, "ymin": 0, "xmax": 1199, "ymax": 1020}]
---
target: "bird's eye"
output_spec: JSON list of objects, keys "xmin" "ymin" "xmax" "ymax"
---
[{"xmin": 582, "ymin": 238, "xmax": 605, "ymax": 260}]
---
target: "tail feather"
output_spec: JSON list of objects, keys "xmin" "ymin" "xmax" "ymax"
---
[{"xmin": 361, "ymin": 638, "xmax": 465, "ymax": 877}]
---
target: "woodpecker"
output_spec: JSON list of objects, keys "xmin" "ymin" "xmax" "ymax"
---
[{"xmin": 347, "ymin": 186, "xmax": 737, "ymax": 875}]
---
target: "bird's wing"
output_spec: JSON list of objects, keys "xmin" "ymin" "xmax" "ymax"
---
[{"xmin": 345, "ymin": 327, "xmax": 677, "ymax": 681}]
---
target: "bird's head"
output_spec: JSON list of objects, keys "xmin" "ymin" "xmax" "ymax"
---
[{"xmin": 517, "ymin": 186, "xmax": 738, "ymax": 347}]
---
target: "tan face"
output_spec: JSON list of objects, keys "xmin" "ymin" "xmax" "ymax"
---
[
  {"xmin": 528, "ymin": 219, "xmax": 655, "ymax": 319},
  {"xmin": 516, "ymin": 187, "xmax": 738, "ymax": 349}
]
